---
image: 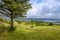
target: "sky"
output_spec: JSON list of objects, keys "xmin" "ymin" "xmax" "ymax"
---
[{"xmin": 26, "ymin": 0, "xmax": 60, "ymax": 19}]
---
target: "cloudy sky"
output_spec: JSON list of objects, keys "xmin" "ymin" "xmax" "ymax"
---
[{"xmin": 26, "ymin": 0, "xmax": 60, "ymax": 19}]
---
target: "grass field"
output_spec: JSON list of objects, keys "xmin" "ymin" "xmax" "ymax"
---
[{"xmin": 0, "ymin": 22, "xmax": 60, "ymax": 40}]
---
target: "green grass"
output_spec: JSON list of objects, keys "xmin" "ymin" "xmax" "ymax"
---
[{"xmin": 0, "ymin": 22, "xmax": 60, "ymax": 40}]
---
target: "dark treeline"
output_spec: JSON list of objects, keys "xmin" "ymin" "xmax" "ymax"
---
[
  {"xmin": 0, "ymin": 18, "xmax": 59, "ymax": 27},
  {"xmin": 16, "ymin": 20, "xmax": 56, "ymax": 26}
]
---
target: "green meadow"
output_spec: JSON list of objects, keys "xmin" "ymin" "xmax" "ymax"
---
[{"xmin": 0, "ymin": 19, "xmax": 60, "ymax": 40}]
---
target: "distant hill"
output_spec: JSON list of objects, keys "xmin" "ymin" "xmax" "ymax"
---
[{"xmin": 16, "ymin": 18, "xmax": 60, "ymax": 23}]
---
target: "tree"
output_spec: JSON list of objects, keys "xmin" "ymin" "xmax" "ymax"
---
[{"xmin": 0, "ymin": 0, "xmax": 32, "ymax": 31}]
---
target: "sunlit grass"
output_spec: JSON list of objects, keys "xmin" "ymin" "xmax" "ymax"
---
[{"xmin": 0, "ymin": 21, "xmax": 60, "ymax": 40}]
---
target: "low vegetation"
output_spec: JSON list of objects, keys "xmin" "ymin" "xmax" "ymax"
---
[{"xmin": 0, "ymin": 19, "xmax": 60, "ymax": 40}]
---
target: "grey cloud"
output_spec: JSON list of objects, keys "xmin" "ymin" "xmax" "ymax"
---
[{"xmin": 27, "ymin": 0, "xmax": 60, "ymax": 19}]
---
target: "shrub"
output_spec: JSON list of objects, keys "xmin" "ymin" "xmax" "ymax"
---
[
  {"xmin": 48, "ymin": 22, "xmax": 53, "ymax": 26},
  {"xmin": 16, "ymin": 20, "xmax": 21, "ymax": 24}
]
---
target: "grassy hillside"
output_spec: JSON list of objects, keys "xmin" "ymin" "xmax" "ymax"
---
[{"xmin": 0, "ymin": 21, "xmax": 60, "ymax": 40}]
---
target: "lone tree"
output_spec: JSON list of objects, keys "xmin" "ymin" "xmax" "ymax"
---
[{"xmin": 0, "ymin": 0, "xmax": 32, "ymax": 31}]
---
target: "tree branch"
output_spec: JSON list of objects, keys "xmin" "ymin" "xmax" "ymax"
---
[{"xmin": 0, "ymin": 10, "xmax": 10, "ymax": 17}]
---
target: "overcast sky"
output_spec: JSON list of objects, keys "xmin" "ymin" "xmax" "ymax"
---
[
  {"xmin": 26, "ymin": 0, "xmax": 60, "ymax": 19},
  {"xmin": 0, "ymin": 0, "xmax": 60, "ymax": 19}
]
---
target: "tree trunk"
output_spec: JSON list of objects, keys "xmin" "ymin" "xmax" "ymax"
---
[
  {"xmin": 9, "ymin": 12, "xmax": 15, "ymax": 31},
  {"xmin": 10, "ymin": 14, "xmax": 14, "ymax": 29}
]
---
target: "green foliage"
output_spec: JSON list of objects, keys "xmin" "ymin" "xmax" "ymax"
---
[
  {"xmin": 24, "ymin": 21, "xmax": 30, "ymax": 25},
  {"xmin": 30, "ymin": 20, "xmax": 35, "ymax": 25},
  {"xmin": 0, "ymin": 18, "xmax": 9, "ymax": 23},
  {"xmin": 8, "ymin": 26, "xmax": 16, "ymax": 32},
  {"xmin": 0, "ymin": 0, "xmax": 32, "ymax": 31},
  {"xmin": 16, "ymin": 20, "xmax": 22, "ymax": 24},
  {"xmin": 30, "ymin": 21, "xmax": 54, "ymax": 26},
  {"xmin": 17, "ymin": 21, "xmax": 56, "ymax": 26},
  {"xmin": 1, "ymin": 0, "xmax": 32, "ymax": 18},
  {"xmin": 30, "ymin": 21, "xmax": 48, "ymax": 26},
  {"xmin": 0, "ymin": 18, "xmax": 4, "ymax": 22},
  {"xmin": 48, "ymin": 22, "xmax": 53, "ymax": 26},
  {"xmin": 0, "ymin": 25, "xmax": 7, "ymax": 33}
]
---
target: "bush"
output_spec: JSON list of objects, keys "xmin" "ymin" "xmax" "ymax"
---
[
  {"xmin": 8, "ymin": 26, "xmax": 16, "ymax": 32},
  {"xmin": 16, "ymin": 20, "xmax": 21, "ymax": 24},
  {"xmin": 0, "ymin": 26, "xmax": 7, "ymax": 33},
  {"xmin": 0, "ymin": 18, "xmax": 9, "ymax": 24},
  {"xmin": 48, "ymin": 22, "xmax": 53, "ymax": 26}
]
